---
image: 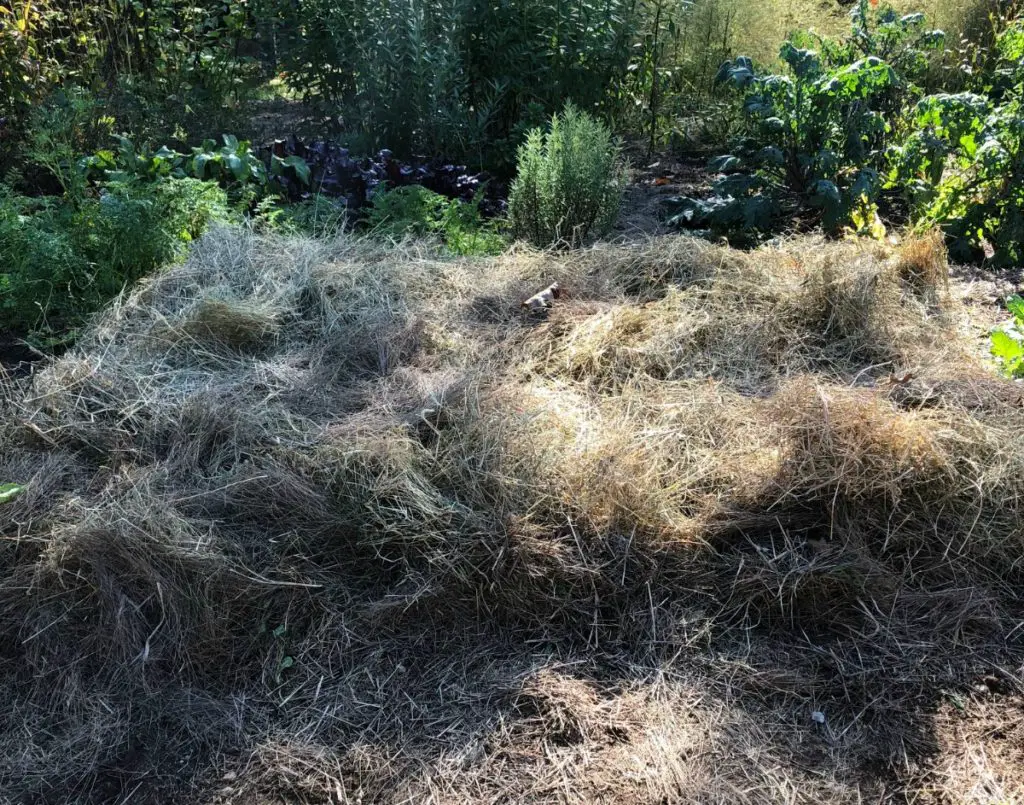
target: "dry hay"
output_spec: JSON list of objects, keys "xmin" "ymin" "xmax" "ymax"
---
[{"xmin": 0, "ymin": 226, "xmax": 1022, "ymax": 804}]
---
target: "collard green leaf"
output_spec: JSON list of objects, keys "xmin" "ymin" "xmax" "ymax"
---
[
  {"xmin": 192, "ymin": 153, "xmax": 211, "ymax": 179},
  {"xmin": 226, "ymin": 154, "xmax": 246, "ymax": 181},
  {"xmin": 809, "ymin": 179, "xmax": 841, "ymax": 206},
  {"xmin": 715, "ymin": 57, "xmax": 756, "ymax": 88},
  {"xmin": 715, "ymin": 173, "xmax": 766, "ymax": 195},
  {"xmin": 780, "ymin": 43, "xmax": 821, "ymax": 79}
]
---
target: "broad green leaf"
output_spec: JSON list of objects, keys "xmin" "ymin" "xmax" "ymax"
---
[
  {"xmin": 810, "ymin": 179, "xmax": 841, "ymax": 205},
  {"xmin": 192, "ymin": 153, "xmax": 211, "ymax": 178},
  {"xmin": 780, "ymin": 43, "xmax": 820, "ymax": 79},
  {"xmin": 990, "ymin": 330, "xmax": 1024, "ymax": 367},
  {"xmin": 226, "ymin": 154, "xmax": 246, "ymax": 181},
  {"xmin": 284, "ymin": 155, "xmax": 311, "ymax": 185},
  {"xmin": 1006, "ymin": 295, "xmax": 1024, "ymax": 322}
]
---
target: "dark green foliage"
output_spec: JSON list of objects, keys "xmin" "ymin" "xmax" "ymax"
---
[
  {"xmin": 0, "ymin": 179, "xmax": 227, "ymax": 334},
  {"xmin": 889, "ymin": 18, "xmax": 1024, "ymax": 265},
  {"xmin": 670, "ymin": 1, "xmax": 944, "ymax": 239},
  {"xmin": 252, "ymin": 0, "xmax": 640, "ymax": 168},
  {"xmin": 0, "ymin": 0, "xmax": 264, "ymax": 177},
  {"xmin": 21, "ymin": 88, "xmax": 117, "ymax": 197},
  {"xmin": 508, "ymin": 105, "xmax": 626, "ymax": 248}
]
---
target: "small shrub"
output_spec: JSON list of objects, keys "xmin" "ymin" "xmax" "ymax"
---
[
  {"xmin": 23, "ymin": 88, "xmax": 116, "ymax": 196},
  {"xmin": 508, "ymin": 104, "xmax": 626, "ymax": 248},
  {"xmin": 367, "ymin": 185, "xmax": 506, "ymax": 255},
  {"xmin": 368, "ymin": 185, "xmax": 451, "ymax": 238},
  {"xmin": 0, "ymin": 188, "xmax": 85, "ymax": 332},
  {"xmin": 78, "ymin": 178, "xmax": 229, "ymax": 285}
]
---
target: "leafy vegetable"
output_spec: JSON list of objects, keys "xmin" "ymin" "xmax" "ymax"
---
[
  {"xmin": 888, "ymin": 19, "xmax": 1024, "ymax": 266},
  {"xmin": 668, "ymin": 0, "xmax": 942, "ymax": 240},
  {"xmin": 82, "ymin": 134, "xmax": 297, "ymax": 206}
]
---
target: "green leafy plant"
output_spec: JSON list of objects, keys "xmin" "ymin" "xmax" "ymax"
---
[
  {"xmin": 0, "ymin": 178, "xmax": 227, "ymax": 333},
  {"xmin": 81, "ymin": 137, "xmax": 184, "ymax": 183},
  {"xmin": 990, "ymin": 295, "xmax": 1024, "ymax": 378},
  {"xmin": 186, "ymin": 135, "xmax": 270, "ymax": 206},
  {"xmin": 888, "ymin": 18, "xmax": 1024, "ymax": 265},
  {"xmin": 367, "ymin": 185, "xmax": 505, "ymax": 256},
  {"xmin": 81, "ymin": 135, "xmax": 309, "ymax": 207},
  {"xmin": 668, "ymin": 2, "xmax": 943, "ymax": 238},
  {"xmin": 24, "ymin": 87, "xmax": 116, "ymax": 197},
  {"xmin": 189, "ymin": 136, "xmax": 266, "ymax": 187},
  {"xmin": 257, "ymin": 195, "xmax": 347, "ymax": 237},
  {"xmin": 1, "ymin": 0, "xmax": 264, "ymax": 176},
  {"xmin": 508, "ymin": 104, "xmax": 626, "ymax": 248}
]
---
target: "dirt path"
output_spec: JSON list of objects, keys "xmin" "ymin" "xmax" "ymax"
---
[{"xmin": 613, "ymin": 153, "xmax": 713, "ymax": 239}]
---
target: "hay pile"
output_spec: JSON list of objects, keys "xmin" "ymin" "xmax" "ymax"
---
[{"xmin": 1, "ymin": 228, "xmax": 1022, "ymax": 804}]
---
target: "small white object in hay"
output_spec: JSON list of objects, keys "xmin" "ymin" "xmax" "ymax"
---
[{"xmin": 521, "ymin": 282, "xmax": 563, "ymax": 314}]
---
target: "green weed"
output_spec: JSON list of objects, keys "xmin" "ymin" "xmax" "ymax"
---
[{"xmin": 368, "ymin": 185, "xmax": 506, "ymax": 256}]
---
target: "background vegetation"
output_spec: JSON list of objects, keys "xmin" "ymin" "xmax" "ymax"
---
[
  {"xmin": 1, "ymin": 0, "xmax": 1021, "ymax": 337},
  {"xmin": 1, "ymin": 0, "xmax": 1007, "ymax": 164}
]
